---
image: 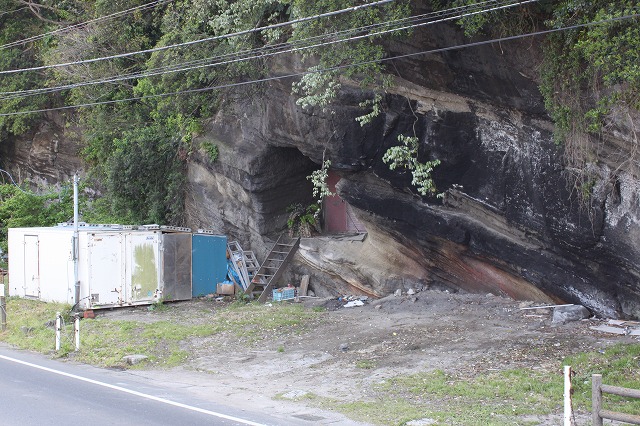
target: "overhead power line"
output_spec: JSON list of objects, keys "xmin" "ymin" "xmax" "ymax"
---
[
  {"xmin": 0, "ymin": 0, "xmax": 175, "ymax": 50},
  {"xmin": 0, "ymin": 7, "xmax": 28, "ymax": 18},
  {"xmin": 0, "ymin": 0, "xmax": 394, "ymax": 75},
  {"xmin": 1, "ymin": 0, "xmax": 536, "ymax": 100},
  {"xmin": 2, "ymin": 12, "xmax": 637, "ymax": 118}
]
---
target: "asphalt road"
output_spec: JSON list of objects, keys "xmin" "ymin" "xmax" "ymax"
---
[{"xmin": 0, "ymin": 346, "xmax": 291, "ymax": 426}]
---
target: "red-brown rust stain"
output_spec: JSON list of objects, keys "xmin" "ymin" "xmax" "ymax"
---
[{"xmin": 429, "ymin": 239, "xmax": 561, "ymax": 303}]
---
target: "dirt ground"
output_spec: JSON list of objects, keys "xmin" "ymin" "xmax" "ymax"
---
[{"xmin": 98, "ymin": 289, "xmax": 638, "ymax": 425}]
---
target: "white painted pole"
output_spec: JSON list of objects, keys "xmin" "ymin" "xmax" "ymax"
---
[
  {"xmin": 73, "ymin": 174, "xmax": 80, "ymax": 308},
  {"xmin": 55, "ymin": 312, "xmax": 61, "ymax": 351},
  {"xmin": 74, "ymin": 316, "xmax": 80, "ymax": 351},
  {"xmin": 564, "ymin": 365, "xmax": 574, "ymax": 426}
]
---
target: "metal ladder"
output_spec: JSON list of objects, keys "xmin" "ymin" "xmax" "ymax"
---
[
  {"xmin": 227, "ymin": 241, "xmax": 259, "ymax": 291},
  {"xmin": 246, "ymin": 235, "xmax": 300, "ymax": 303}
]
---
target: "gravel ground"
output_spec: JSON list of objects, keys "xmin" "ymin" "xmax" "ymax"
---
[{"xmin": 98, "ymin": 289, "xmax": 638, "ymax": 425}]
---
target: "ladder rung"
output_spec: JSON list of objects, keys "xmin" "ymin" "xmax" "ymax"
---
[
  {"xmin": 262, "ymin": 266, "xmax": 279, "ymax": 269},
  {"xmin": 271, "ymin": 251, "xmax": 289, "ymax": 254},
  {"xmin": 276, "ymin": 243, "xmax": 296, "ymax": 247},
  {"xmin": 266, "ymin": 258, "xmax": 284, "ymax": 262}
]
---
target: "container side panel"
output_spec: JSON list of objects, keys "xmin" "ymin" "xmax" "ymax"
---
[
  {"xmin": 192, "ymin": 234, "xmax": 227, "ymax": 297},
  {"xmin": 88, "ymin": 233, "xmax": 124, "ymax": 307},
  {"xmin": 37, "ymin": 233, "xmax": 74, "ymax": 304},
  {"xmin": 23, "ymin": 235, "xmax": 40, "ymax": 298},
  {"xmin": 128, "ymin": 233, "xmax": 160, "ymax": 303},
  {"xmin": 7, "ymin": 229, "xmax": 26, "ymax": 297},
  {"xmin": 162, "ymin": 233, "xmax": 192, "ymax": 301}
]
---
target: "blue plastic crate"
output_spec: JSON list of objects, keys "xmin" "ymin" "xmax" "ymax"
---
[{"xmin": 273, "ymin": 287, "xmax": 295, "ymax": 301}]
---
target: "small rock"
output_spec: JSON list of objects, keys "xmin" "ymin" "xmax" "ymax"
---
[
  {"xmin": 20, "ymin": 326, "xmax": 34, "ymax": 335},
  {"xmin": 339, "ymin": 343, "xmax": 349, "ymax": 352},
  {"xmin": 374, "ymin": 304, "xmax": 382, "ymax": 310},
  {"xmin": 394, "ymin": 289, "xmax": 402, "ymax": 297},
  {"xmin": 122, "ymin": 354, "xmax": 148, "ymax": 365},
  {"xmin": 410, "ymin": 297, "xmax": 418, "ymax": 303},
  {"xmin": 406, "ymin": 419, "xmax": 437, "ymax": 426},
  {"xmin": 43, "ymin": 320, "xmax": 55, "ymax": 328},
  {"xmin": 307, "ymin": 290, "xmax": 315, "ymax": 297},
  {"xmin": 407, "ymin": 288, "xmax": 415, "ymax": 295},
  {"xmin": 358, "ymin": 296, "xmax": 369, "ymax": 301},
  {"xmin": 552, "ymin": 305, "xmax": 591, "ymax": 326}
]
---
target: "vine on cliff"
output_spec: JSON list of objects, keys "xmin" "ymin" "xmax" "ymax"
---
[
  {"xmin": 438, "ymin": 0, "xmax": 640, "ymax": 205},
  {"xmin": 540, "ymin": 1, "xmax": 640, "ymax": 201}
]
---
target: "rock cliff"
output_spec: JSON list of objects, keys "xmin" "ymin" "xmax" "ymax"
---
[{"xmin": 3, "ymin": 18, "xmax": 639, "ymax": 319}]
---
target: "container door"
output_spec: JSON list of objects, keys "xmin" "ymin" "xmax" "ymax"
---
[
  {"xmin": 162, "ymin": 233, "xmax": 192, "ymax": 301},
  {"xmin": 23, "ymin": 235, "xmax": 40, "ymax": 297},
  {"xmin": 192, "ymin": 234, "xmax": 227, "ymax": 297},
  {"xmin": 126, "ymin": 232, "xmax": 160, "ymax": 304},
  {"xmin": 88, "ymin": 233, "xmax": 124, "ymax": 307}
]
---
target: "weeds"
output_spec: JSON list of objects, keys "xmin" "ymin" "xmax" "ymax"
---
[
  {"xmin": 0, "ymin": 298, "xmax": 321, "ymax": 368},
  {"xmin": 307, "ymin": 343, "xmax": 640, "ymax": 425}
]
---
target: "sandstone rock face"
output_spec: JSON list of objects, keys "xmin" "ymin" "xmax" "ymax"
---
[
  {"xmin": 185, "ymin": 23, "xmax": 640, "ymax": 319},
  {"xmin": 3, "ymin": 20, "xmax": 639, "ymax": 319},
  {"xmin": 1, "ymin": 114, "xmax": 83, "ymax": 189}
]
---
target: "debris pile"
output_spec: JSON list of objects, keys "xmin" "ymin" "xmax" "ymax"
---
[{"xmin": 590, "ymin": 320, "xmax": 640, "ymax": 336}]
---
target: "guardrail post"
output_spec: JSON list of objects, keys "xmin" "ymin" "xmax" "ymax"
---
[
  {"xmin": 55, "ymin": 312, "xmax": 61, "ymax": 351},
  {"xmin": 1, "ymin": 284, "xmax": 6, "ymax": 331},
  {"xmin": 593, "ymin": 374, "xmax": 603, "ymax": 426},
  {"xmin": 564, "ymin": 366, "xmax": 574, "ymax": 426},
  {"xmin": 74, "ymin": 315, "xmax": 80, "ymax": 351}
]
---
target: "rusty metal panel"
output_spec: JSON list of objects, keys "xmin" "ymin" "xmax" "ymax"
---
[{"xmin": 162, "ymin": 233, "xmax": 192, "ymax": 301}]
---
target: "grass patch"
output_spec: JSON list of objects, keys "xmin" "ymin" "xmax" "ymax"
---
[
  {"xmin": 0, "ymin": 298, "xmax": 321, "ymax": 368},
  {"xmin": 314, "ymin": 343, "xmax": 640, "ymax": 426},
  {"xmin": 355, "ymin": 359, "xmax": 376, "ymax": 369}
]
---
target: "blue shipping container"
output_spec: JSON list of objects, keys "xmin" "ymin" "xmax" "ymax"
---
[{"xmin": 192, "ymin": 234, "xmax": 227, "ymax": 297}]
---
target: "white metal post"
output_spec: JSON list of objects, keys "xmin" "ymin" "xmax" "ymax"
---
[
  {"xmin": 564, "ymin": 365, "xmax": 574, "ymax": 426},
  {"xmin": 0, "ymin": 284, "xmax": 6, "ymax": 331},
  {"xmin": 73, "ymin": 174, "xmax": 80, "ymax": 308},
  {"xmin": 74, "ymin": 315, "xmax": 80, "ymax": 351},
  {"xmin": 55, "ymin": 312, "xmax": 61, "ymax": 351}
]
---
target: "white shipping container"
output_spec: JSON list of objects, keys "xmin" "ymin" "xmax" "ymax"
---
[{"xmin": 8, "ymin": 226, "xmax": 192, "ymax": 309}]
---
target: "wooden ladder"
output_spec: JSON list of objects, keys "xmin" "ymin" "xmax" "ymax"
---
[{"xmin": 246, "ymin": 235, "xmax": 300, "ymax": 303}]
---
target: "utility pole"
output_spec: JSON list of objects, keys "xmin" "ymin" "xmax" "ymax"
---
[{"xmin": 73, "ymin": 174, "xmax": 80, "ymax": 309}]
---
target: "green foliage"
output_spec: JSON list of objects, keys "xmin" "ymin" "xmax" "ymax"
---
[
  {"xmin": 292, "ymin": 67, "xmax": 341, "ymax": 111},
  {"xmin": 201, "ymin": 141, "xmax": 219, "ymax": 162},
  {"xmin": 105, "ymin": 124, "xmax": 186, "ymax": 225},
  {"xmin": 541, "ymin": 0, "xmax": 640, "ymax": 138},
  {"xmin": 383, "ymin": 135, "xmax": 441, "ymax": 196},
  {"xmin": 355, "ymin": 93, "xmax": 383, "ymax": 127},
  {"xmin": 287, "ymin": 203, "xmax": 320, "ymax": 237},
  {"xmin": 289, "ymin": 0, "xmax": 411, "ymax": 109},
  {"xmin": 0, "ymin": 0, "xmax": 83, "ymax": 135},
  {"xmin": 306, "ymin": 159, "xmax": 333, "ymax": 203},
  {"xmin": 0, "ymin": 184, "xmax": 73, "ymax": 252}
]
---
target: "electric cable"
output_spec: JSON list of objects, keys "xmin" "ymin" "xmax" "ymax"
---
[
  {"xmin": 0, "ymin": 0, "xmax": 510, "ymax": 98},
  {"xmin": 0, "ymin": 0, "xmax": 394, "ymax": 75},
  {"xmin": 1, "ymin": 0, "xmax": 536, "ymax": 100},
  {"xmin": 0, "ymin": 11, "xmax": 636, "ymax": 118},
  {"xmin": 0, "ymin": 6, "xmax": 27, "ymax": 18},
  {"xmin": 0, "ymin": 168, "xmax": 28, "ymax": 193},
  {"xmin": 0, "ymin": 0, "xmax": 175, "ymax": 50}
]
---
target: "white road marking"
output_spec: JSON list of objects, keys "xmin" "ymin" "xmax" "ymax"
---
[{"xmin": 0, "ymin": 354, "xmax": 266, "ymax": 426}]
